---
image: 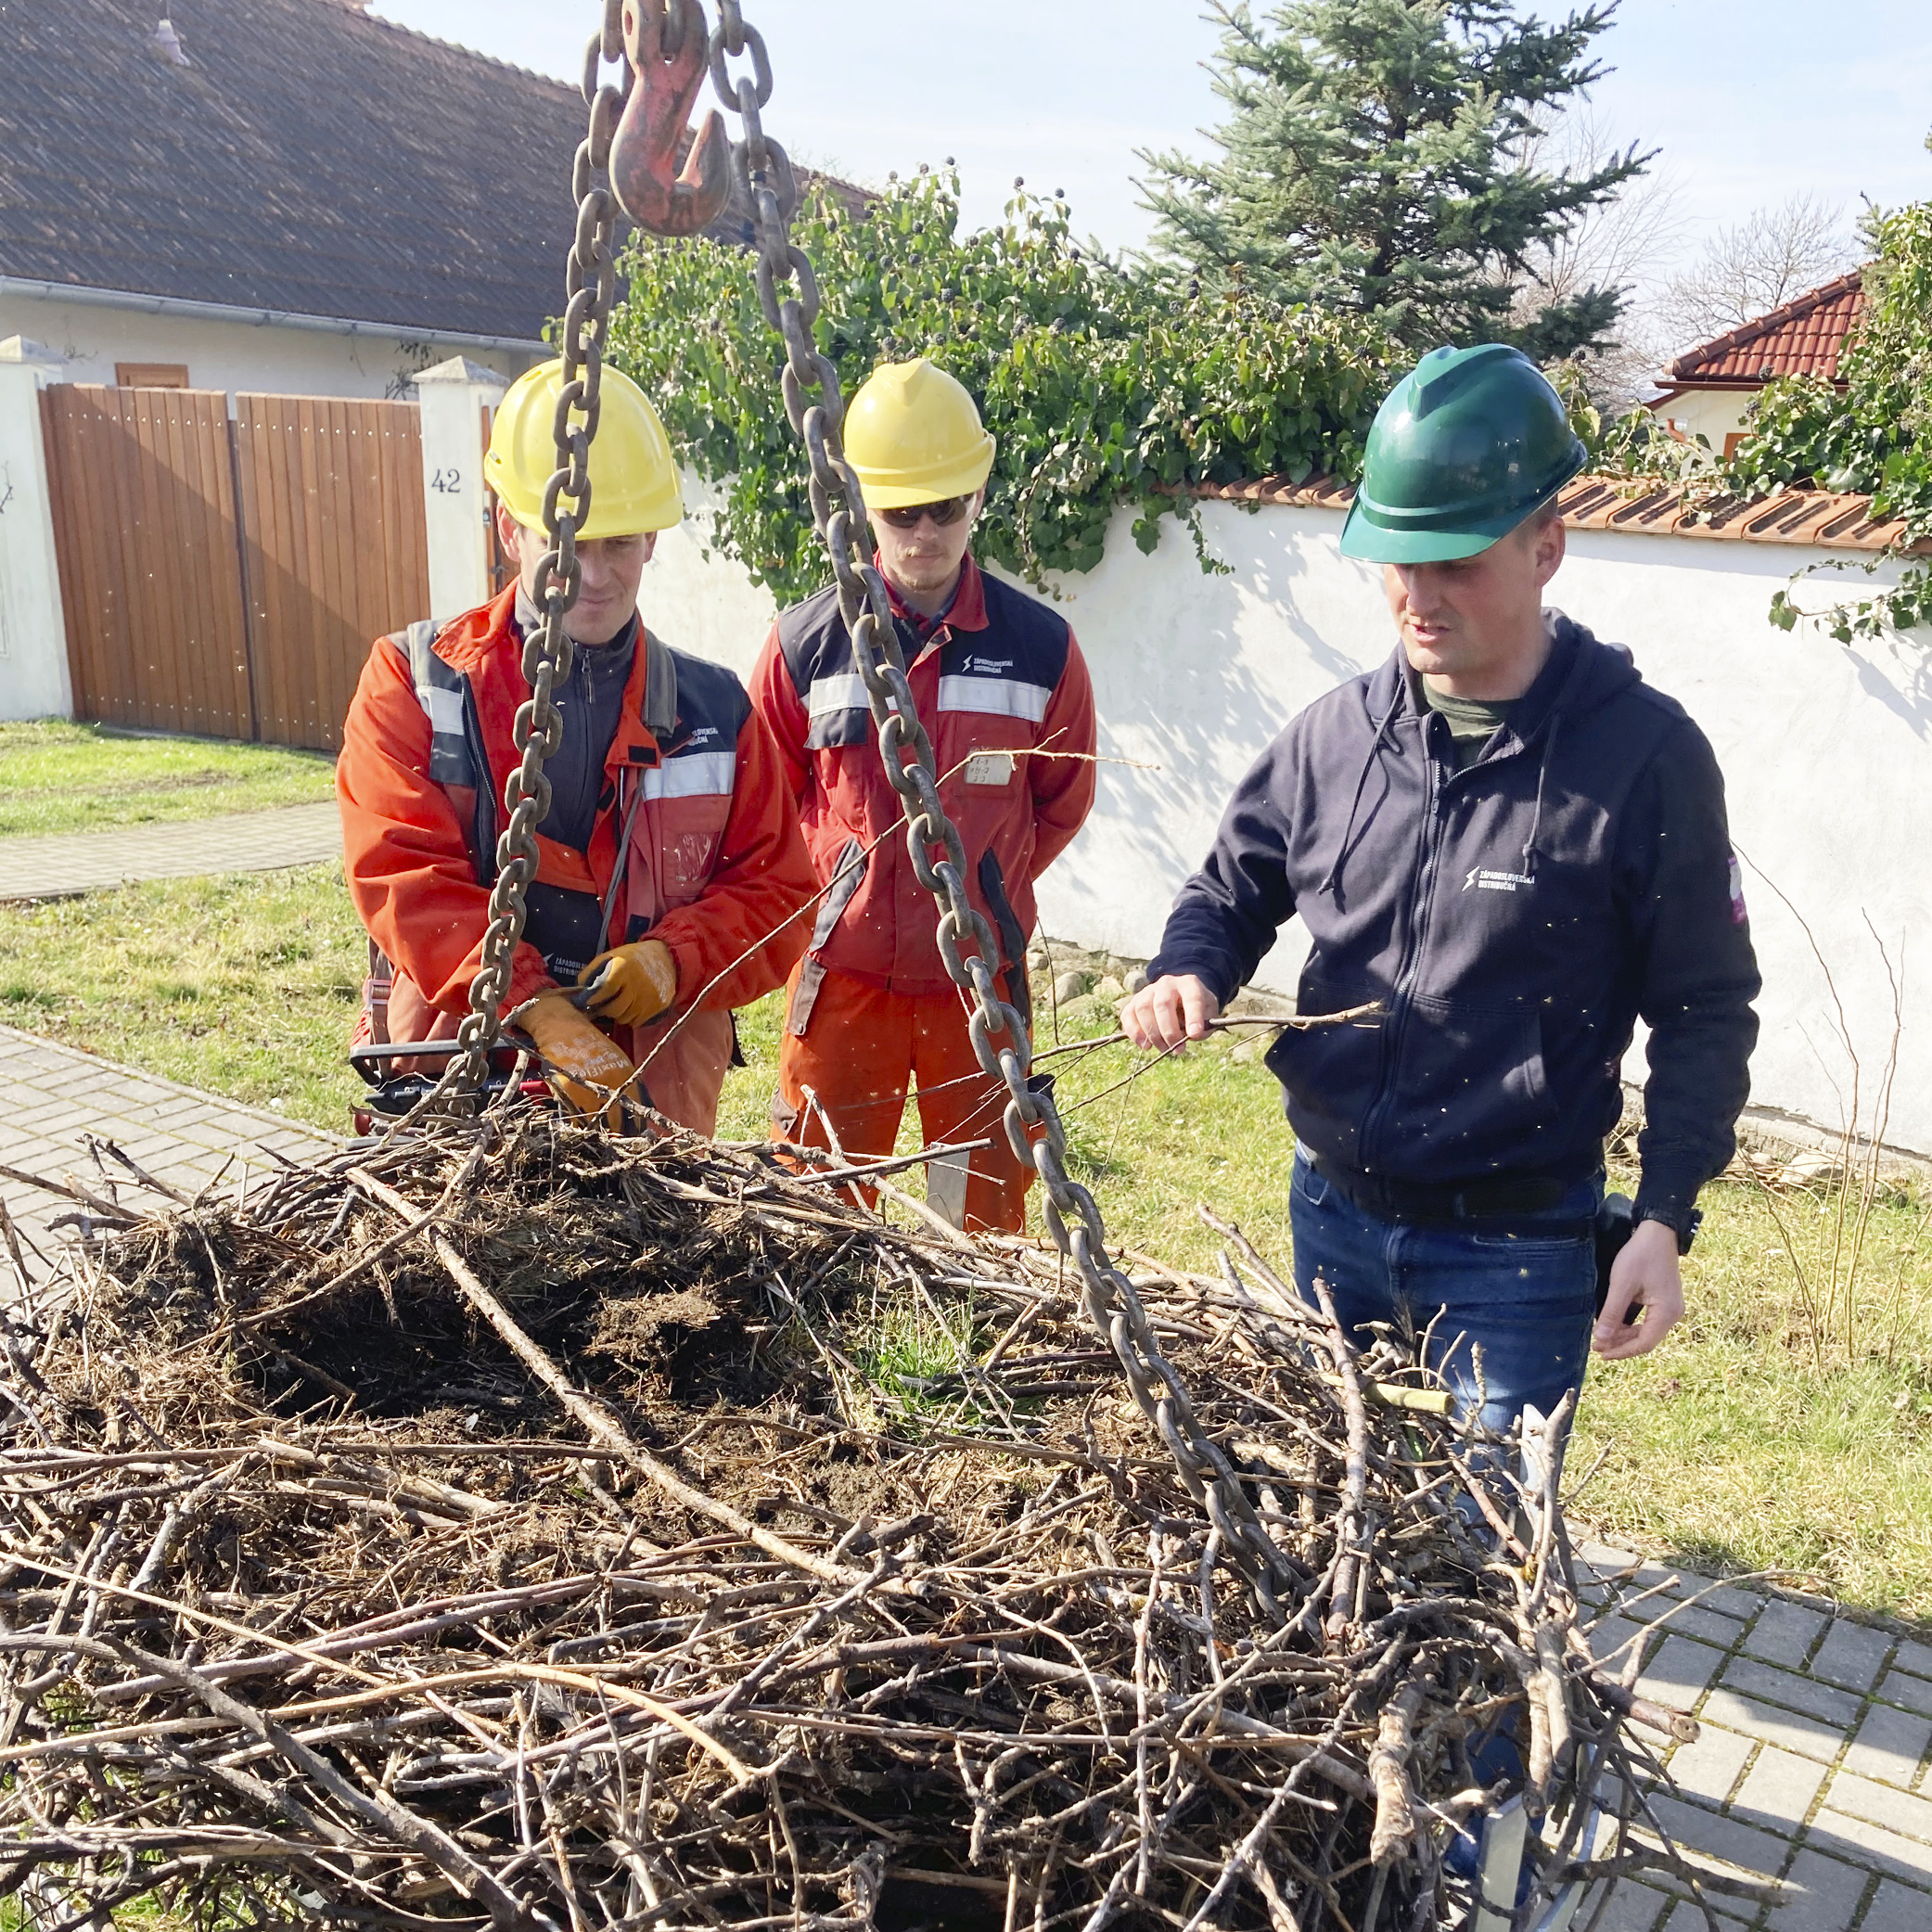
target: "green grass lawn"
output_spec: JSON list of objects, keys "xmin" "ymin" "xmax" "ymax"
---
[
  {"xmin": 2, "ymin": 864, "xmax": 1928, "ymax": 1618},
  {"xmin": 0, "ymin": 720, "xmax": 336, "ymax": 838},
  {"xmin": 0, "ymin": 864, "xmax": 367, "ymax": 1126}
]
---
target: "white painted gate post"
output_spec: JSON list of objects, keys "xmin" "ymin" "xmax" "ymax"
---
[
  {"xmin": 0, "ymin": 337, "xmax": 73, "ymax": 722},
  {"xmin": 416, "ymin": 356, "xmax": 511, "ymax": 620}
]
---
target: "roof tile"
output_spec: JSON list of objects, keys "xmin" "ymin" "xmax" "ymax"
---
[
  {"xmin": 1184, "ymin": 471, "xmax": 1924, "ymax": 555},
  {"xmin": 1664, "ymin": 273, "xmax": 1866, "ymax": 387},
  {"xmin": 0, "ymin": 0, "xmax": 856, "ymax": 343}
]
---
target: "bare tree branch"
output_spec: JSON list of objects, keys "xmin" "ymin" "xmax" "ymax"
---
[{"xmin": 1656, "ymin": 193, "xmax": 1862, "ymax": 350}]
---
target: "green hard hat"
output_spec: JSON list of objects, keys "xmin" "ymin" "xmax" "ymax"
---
[{"xmin": 1339, "ymin": 343, "xmax": 1588, "ymax": 564}]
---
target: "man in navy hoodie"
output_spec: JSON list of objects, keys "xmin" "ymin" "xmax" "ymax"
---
[{"xmin": 1121, "ymin": 343, "xmax": 1760, "ymax": 1433}]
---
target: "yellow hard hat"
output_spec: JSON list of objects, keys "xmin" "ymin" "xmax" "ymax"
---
[
  {"xmin": 843, "ymin": 358, "xmax": 996, "ymax": 510},
  {"xmin": 485, "ymin": 359, "xmax": 683, "ymax": 539}
]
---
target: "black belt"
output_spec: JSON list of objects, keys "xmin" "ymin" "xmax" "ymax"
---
[{"xmin": 1309, "ymin": 1154, "xmax": 1581, "ymax": 1227}]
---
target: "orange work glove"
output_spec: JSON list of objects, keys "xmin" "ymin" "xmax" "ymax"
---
[
  {"xmin": 518, "ymin": 992, "xmax": 640, "ymax": 1126},
  {"xmin": 577, "ymin": 939, "xmax": 678, "ymax": 1029}
]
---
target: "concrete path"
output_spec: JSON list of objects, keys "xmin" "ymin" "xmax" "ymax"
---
[
  {"xmin": 0, "ymin": 801, "xmax": 341, "ymax": 901},
  {"xmin": 1575, "ymin": 1540, "xmax": 1932, "ymax": 1931},
  {"xmin": 0, "ymin": 1025, "xmax": 336, "ymax": 1249}
]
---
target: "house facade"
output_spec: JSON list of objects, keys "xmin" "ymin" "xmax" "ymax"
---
[
  {"xmin": 0, "ymin": 284, "xmax": 540, "ymax": 403},
  {"xmin": 1648, "ymin": 271, "xmax": 1865, "ymax": 455}
]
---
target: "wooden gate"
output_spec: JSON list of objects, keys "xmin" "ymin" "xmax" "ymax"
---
[
  {"xmin": 41, "ymin": 386, "xmax": 257, "ymax": 739},
  {"xmin": 233, "ymin": 395, "xmax": 429, "ymax": 752},
  {"xmin": 42, "ymin": 385, "xmax": 431, "ymax": 752}
]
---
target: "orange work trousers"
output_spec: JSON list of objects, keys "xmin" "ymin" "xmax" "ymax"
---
[{"xmin": 772, "ymin": 961, "xmax": 1032, "ymax": 1234}]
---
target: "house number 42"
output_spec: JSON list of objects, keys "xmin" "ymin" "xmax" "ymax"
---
[{"xmin": 430, "ymin": 467, "xmax": 463, "ymax": 493}]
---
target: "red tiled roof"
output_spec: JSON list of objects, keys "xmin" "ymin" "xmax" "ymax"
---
[
  {"xmin": 1184, "ymin": 471, "xmax": 1924, "ymax": 554},
  {"xmin": 1662, "ymin": 273, "xmax": 1866, "ymax": 389}
]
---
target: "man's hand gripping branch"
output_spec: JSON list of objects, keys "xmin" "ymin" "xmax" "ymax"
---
[
  {"xmin": 1119, "ymin": 973, "xmax": 1223, "ymax": 1053},
  {"xmin": 517, "ymin": 992, "xmax": 644, "ymax": 1129}
]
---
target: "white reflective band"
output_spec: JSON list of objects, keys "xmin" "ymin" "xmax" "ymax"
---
[
  {"xmin": 416, "ymin": 685, "xmax": 465, "ymax": 736},
  {"xmin": 937, "ymin": 674, "xmax": 1051, "ymax": 723},
  {"xmin": 642, "ymin": 749, "xmax": 736, "ymax": 800},
  {"xmin": 806, "ymin": 672, "xmax": 877, "ymax": 717}
]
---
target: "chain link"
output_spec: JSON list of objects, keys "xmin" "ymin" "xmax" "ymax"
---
[
  {"xmin": 449, "ymin": 0, "xmax": 633, "ymax": 1092},
  {"xmin": 689, "ymin": 1, "xmax": 1295, "ymax": 1606}
]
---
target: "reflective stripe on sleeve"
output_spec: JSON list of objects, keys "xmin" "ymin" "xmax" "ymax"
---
[
  {"xmin": 806, "ymin": 672, "xmax": 878, "ymax": 717},
  {"xmin": 642, "ymin": 749, "xmax": 736, "ymax": 800},
  {"xmin": 937, "ymin": 674, "xmax": 1051, "ymax": 723},
  {"xmin": 416, "ymin": 685, "xmax": 467, "ymax": 736}
]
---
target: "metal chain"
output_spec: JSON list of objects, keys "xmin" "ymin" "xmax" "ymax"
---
[
  {"xmin": 450, "ymin": 0, "xmax": 633, "ymax": 1091},
  {"xmin": 689, "ymin": 0, "xmax": 1296, "ymax": 1606}
]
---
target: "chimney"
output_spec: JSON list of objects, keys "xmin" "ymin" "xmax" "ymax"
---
[{"xmin": 149, "ymin": 18, "xmax": 191, "ymax": 68}]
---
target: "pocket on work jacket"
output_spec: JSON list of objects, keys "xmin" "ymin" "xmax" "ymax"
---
[
  {"xmin": 1265, "ymin": 977, "xmax": 1384, "ymax": 1167},
  {"xmin": 621, "ymin": 748, "xmax": 735, "ymax": 941},
  {"xmin": 1386, "ymin": 994, "xmax": 1557, "ymax": 1171}
]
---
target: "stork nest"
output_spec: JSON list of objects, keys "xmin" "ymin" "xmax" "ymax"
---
[{"xmin": 0, "ymin": 1109, "xmax": 1723, "ymax": 1930}]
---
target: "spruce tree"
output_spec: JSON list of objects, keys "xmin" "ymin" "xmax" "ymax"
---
[{"xmin": 1138, "ymin": 1, "xmax": 1651, "ymax": 357}]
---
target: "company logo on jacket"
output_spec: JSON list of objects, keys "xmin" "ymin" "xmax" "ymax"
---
[{"xmin": 1464, "ymin": 865, "xmax": 1535, "ymax": 893}]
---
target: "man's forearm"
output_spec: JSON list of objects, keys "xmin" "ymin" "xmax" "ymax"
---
[
  {"xmin": 1146, "ymin": 899, "xmax": 1250, "ymax": 1012},
  {"xmin": 1633, "ymin": 1002, "xmax": 1759, "ymax": 1229}
]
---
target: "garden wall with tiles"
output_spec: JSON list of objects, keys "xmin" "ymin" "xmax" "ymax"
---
[{"xmin": 640, "ymin": 476, "xmax": 1932, "ymax": 1160}]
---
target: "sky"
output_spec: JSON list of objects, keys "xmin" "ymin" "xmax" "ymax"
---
[{"xmin": 371, "ymin": 0, "xmax": 1931, "ymax": 275}]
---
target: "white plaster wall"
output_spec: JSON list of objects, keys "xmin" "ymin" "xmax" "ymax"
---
[
  {"xmin": 0, "ymin": 352, "xmax": 73, "ymax": 721},
  {"xmin": 1654, "ymin": 388, "xmax": 1752, "ymax": 452},
  {"xmin": 1553, "ymin": 526, "xmax": 1931, "ymax": 1160},
  {"xmin": 0, "ymin": 291, "xmax": 533, "ymax": 404},
  {"xmin": 642, "ymin": 474, "xmax": 780, "ymax": 673},
  {"xmin": 633, "ymin": 482, "xmax": 1932, "ymax": 1157}
]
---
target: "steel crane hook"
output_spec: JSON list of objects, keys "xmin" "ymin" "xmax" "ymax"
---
[{"xmin": 608, "ymin": 0, "xmax": 733, "ymax": 237}]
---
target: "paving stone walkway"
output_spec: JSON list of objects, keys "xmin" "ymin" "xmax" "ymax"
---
[
  {"xmin": 0, "ymin": 1025, "xmax": 337, "ymax": 1249},
  {"xmin": 1572, "ymin": 1541, "xmax": 1932, "ymax": 1932},
  {"xmin": 0, "ymin": 800, "xmax": 341, "ymax": 901}
]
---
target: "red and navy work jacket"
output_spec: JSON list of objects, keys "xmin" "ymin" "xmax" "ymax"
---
[
  {"xmin": 748, "ymin": 556, "xmax": 1096, "ymax": 1029},
  {"xmin": 338, "ymin": 584, "xmax": 815, "ymax": 1132}
]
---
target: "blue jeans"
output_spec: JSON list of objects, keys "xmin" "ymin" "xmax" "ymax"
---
[{"xmin": 1288, "ymin": 1149, "xmax": 1601, "ymax": 1436}]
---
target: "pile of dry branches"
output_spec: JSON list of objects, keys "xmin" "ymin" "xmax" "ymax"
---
[{"xmin": 0, "ymin": 1111, "xmax": 1704, "ymax": 1930}]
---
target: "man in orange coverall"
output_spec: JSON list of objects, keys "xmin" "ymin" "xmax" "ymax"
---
[
  {"xmin": 749, "ymin": 359, "xmax": 1097, "ymax": 1231},
  {"xmin": 338, "ymin": 360, "xmax": 815, "ymax": 1132}
]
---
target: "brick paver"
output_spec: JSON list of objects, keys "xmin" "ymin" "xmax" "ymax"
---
[
  {"xmin": 1760, "ymin": 1848, "xmax": 1872, "ymax": 1932},
  {"xmin": 0, "ymin": 1024, "xmax": 337, "ymax": 1248},
  {"xmin": 1846, "ymin": 1706, "xmax": 1932, "ymax": 1789},
  {"xmin": 1734, "ymin": 1746, "xmax": 1828, "ymax": 1830},
  {"xmin": 1577, "ymin": 1540, "xmax": 1932, "ymax": 1929},
  {"xmin": 1814, "ymin": 1622, "xmax": 1897, "ymax": 1694},
  {"xmin": 1864, "ymin": 1877, "xmax": 1932, "ymax": 1931},
  {"xmin": 0, "ymin": 801, "xmax": 341, "ymax": 901},
  {"xmin": 1746, "ymin": 1599, "xmax": 1830, "ymax": 1670}
]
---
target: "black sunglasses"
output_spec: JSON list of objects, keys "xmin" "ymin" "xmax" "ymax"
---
[{"xmin": 876, "ymin": 494, "xmax": 974, "ymax": 530}]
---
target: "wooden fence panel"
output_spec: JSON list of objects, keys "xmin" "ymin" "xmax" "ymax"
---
[
  {"xmin": 234, "ymin": 394, "xmax": 429, "ymax": 752},
  {"xmin": 41, "ymin": 386, "xmax": 255, "ymax": 738}
]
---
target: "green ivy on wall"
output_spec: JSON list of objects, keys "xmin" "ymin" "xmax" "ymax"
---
[
  {"xmin": 605, "ymin": 169, "xmax": 1397, "ymax": 605},
  {"xmin": 1712, "ymin": 201, "xmax": 1932, "ymax": 641},
  {"xmin": 607, "ymin": 165, "xmax": 1932, "ymax": 643}
]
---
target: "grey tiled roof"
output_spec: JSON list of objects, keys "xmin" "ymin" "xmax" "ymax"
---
[{"xmin": 0, "ymin": 0, "xmax": 845, "ymax": 343}]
